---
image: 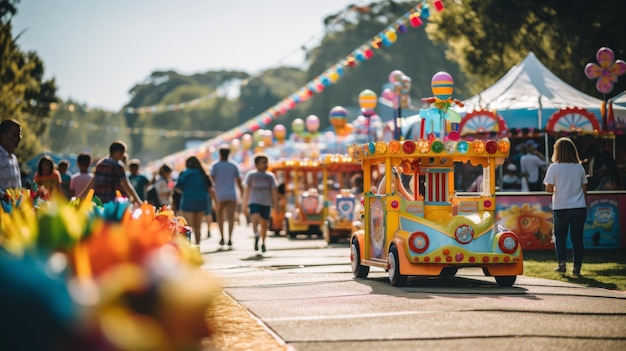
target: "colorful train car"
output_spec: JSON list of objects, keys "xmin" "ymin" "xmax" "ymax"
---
[
  {"xmin": 269, "ymin": 155, "xmax": 361, "ymax": 240},
  {"xmin": 349, "ymin": 137, "xmax": 523, "ymax": 286}
]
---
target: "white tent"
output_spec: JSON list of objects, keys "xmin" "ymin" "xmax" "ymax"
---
[
  {"xmin": 456, "ymin": 52, "xmax": 626, "ymax": 133},
  {"xmin": 613, "ymin": 90, "xmax": 626, "ymax": 106}
]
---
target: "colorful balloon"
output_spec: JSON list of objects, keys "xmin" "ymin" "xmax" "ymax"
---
[
  {"xmin": 273, "ymin": 124, "xmax": 286, "ymax": 143},
  {"xmin": 431, "ymin": 71, "xmax": 454, "ymax": 101},
  {"xmin": 292, "ymin": 118, "xmax": 305, "ymax": 134},
  {"xmin": 584, "ymin": 47, "xmax": 626, "ymax": 95},
  {"xmin": 359, "ymin": 89, "xmax": 378, "ymax": 110},
  {"xmin": 329, "ymin": 106, "xmax": 348, "ymax": 129},
  {"xmin": 305, "ymin": 115, "xmax": 320, "ymax": 133},
  {"xmin": 389, "ymin": 70, "xmax": 405, "ymax": 85}
]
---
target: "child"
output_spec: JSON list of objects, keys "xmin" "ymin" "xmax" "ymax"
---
[
  {"xmin": 242, "ymin": 153, "xmax": 279, "ymax": 253},
  {"xmin": 70, "ymin": 152, "xmax": 93, "ymax": 198},
  {"xmin": 34, "ymin": 155, "xmax": 61, "ymax": 195},
  {"xmin": 128, "ymin": 159, "xmax": 150, "ymax": 201}
]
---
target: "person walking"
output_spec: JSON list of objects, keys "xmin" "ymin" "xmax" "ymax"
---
[
  {"xmin": 78, "ymin": 140, "xmax": 142, "ymax": 205},
  {"xmin": 543, "ymin": 137, "xmax": 587, "ymax": 276},
  {"xmin": 210, "ymin": 145, "xmax": 243, "ymax": 247},
  {"xmin": 128, "ymin": 159, "xmax": 150, "ymax": 201},
  {"xmin": 69, "ymin": 152, "xmax": 93, "ymax": 198},
  {"xmin": 0, "ymin": 119, "xmax": 23, "ymax": 195},
  {"xmin": 175, "ymin": 156, "xmax": 218, "ymax": 245},
  {"xmin": 242, "ymin": 153, "xmax": 279, "ymax": 253}
]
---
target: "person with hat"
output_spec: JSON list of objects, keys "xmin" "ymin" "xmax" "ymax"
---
[{"xmin": 502, "ymin": 163, "xmax": 521, "ymax": 191}]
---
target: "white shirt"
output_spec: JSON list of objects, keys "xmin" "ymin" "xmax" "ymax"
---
[
  {"xmin": 520, "ymin": 153, "xmax": 547, "ymax": 183},
  {"xmin": 543, "ymin": 163, "xmax": 587, "ymax": 210}
]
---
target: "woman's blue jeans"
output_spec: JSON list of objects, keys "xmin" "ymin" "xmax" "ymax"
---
[{"xmin": 553, "ymin": 208, "xmax": 587, "ymax": 267}]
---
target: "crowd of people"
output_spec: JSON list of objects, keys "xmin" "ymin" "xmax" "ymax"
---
[
  {"xmin": 0, "ymin": 117, "xmax": 623, "ymax": 273},
  {"xmin": 0, "ymin": 120, "xmax": 280, "ymax": 253}
]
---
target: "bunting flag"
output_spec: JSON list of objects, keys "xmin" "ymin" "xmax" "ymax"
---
[{"xmin": 148, "ymin": 0, "xmax": 444, "ymax": 170}]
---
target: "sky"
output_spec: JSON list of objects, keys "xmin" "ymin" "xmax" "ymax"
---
[{"xmin": 12, "ymin": 0, "xmax": 372, "ymax": 111}]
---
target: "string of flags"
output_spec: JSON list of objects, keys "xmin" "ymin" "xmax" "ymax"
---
[{"xmin": 151, "ymin": 0, "xmax": 445, "ymax": 169}]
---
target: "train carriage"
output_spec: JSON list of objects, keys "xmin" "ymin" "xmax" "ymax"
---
[{"xmin": 349, "ymin": 137, "xmax": 523, "ymax": 287}]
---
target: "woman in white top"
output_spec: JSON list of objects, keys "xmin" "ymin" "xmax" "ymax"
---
[{"xmin": 543, "ymin": 137, "xmax": 587, "ymax": 276}]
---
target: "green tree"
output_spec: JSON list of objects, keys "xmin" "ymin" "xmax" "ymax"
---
[
  {"xmin": 426, "ymin": 0, "xmax": 626, "ymax": 99},
  {"xmin": 0, "ymin": 0, "xmax": 57, "ymax": 163}
]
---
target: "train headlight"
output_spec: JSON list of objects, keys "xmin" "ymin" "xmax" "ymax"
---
[
  {"xmin": 498, "ymin": 232, "xmax": 519, "ymax": 254},
  {"xmin": 455, "ymin": 224, "xmax": 474, "ymax": 244},
  {"xmin": 408, "ymin": 231, "xmax": 429, "ymax": 253}
]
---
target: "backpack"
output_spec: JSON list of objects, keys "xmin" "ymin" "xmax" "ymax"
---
[{"xmin": 146, "ymin": 184, "xmax": 161, "ymax": 207}]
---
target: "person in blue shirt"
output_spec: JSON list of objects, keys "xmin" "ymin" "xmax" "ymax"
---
[{"xmin": 175, "ymin": 156, "xmax": 218, "ymax": 245}]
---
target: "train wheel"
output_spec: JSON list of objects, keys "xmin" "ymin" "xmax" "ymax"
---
[
  {"xmin": 495, "ymin": 275, "xmax": 516, "ymax": 287},
  {"xmin": 388, "ymin": 245, "xmax": 407, "ymax": 286},
  {"xmin": 350, "ymin": 239, "xmax": 369, "ymax": 278}
]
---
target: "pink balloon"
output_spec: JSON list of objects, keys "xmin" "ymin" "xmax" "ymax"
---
[
  {"xmin": 389, "ymin": 70, "xmax": 404, "ymax": 84},
  {"xmin": 305, "ymin": 115, "xmax": 320, "ymax": 133}
]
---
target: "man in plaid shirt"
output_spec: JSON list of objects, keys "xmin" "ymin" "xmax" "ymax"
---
[{"xmin": 78, "ymin": 140, "xmax": 142, "ymax": 205}]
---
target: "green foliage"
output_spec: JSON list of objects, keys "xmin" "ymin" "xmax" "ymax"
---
[
  {"xmin": 0, "ymin": 1, "xmax": 57, "ymax": 164},
  {"xmin": 44, "ymin": 102, "xmax": 129, "ymax": 159},
  {"xmin": 426, "ymin": 0, "xmax": 626, "ymax": 99}
]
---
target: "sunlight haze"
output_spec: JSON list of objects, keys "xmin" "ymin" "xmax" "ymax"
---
[{"xmin": 12, "ymin": 0, "xmax": 371, "ymax": 111}]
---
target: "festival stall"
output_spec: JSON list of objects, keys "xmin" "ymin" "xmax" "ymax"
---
[{"xmin": 452, "ymin": 51, "xmax": 626, "ymax": 250}]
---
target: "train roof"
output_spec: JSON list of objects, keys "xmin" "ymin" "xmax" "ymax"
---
[{"xmin": 349, "ymin": 138, "xmax": 511, "ymax": 165}]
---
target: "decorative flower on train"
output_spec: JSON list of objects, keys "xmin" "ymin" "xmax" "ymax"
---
[
  {"xmin": 444, "ymin": 140, "xmax": 457, "ymax": 154},
  {"xmin": 388, "ymin": 140, "xmax": 401, "ymax": 154},
  {"xmin": 273, "ymin": 124, "xmax": 286, "ymax": 144},
  {"xmin": 472, "ymin": 140, "xmax": 486, "ymax": 153},
  {"xmin": 584, "ymin": 47, "xmax": 626, "ymax": 94},
  {"xmin": 419, "ymin": 71, "xmax": 464, "ymax": 138},
  {"xmin": 415, "ymin": 140, "xmax": 428, "ymax": 154}
]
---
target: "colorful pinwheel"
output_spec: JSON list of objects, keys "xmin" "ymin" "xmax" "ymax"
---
[{"xmin": 585, "ymin": 47, "xmax": 626, "ymax": 95}]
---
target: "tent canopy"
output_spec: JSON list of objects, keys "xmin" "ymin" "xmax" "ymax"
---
[{"xmin": 455, "ymin": 52, "xmax": 626, "ymax": 130}]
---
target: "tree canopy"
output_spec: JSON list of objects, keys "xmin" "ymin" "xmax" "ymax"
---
[
  {"xmin": 425, "ymin": 0, "xmax": 626, "ymax": 99},
  {"xmin": 0, "ymin": 0, "xmax": 57, "ymax": 163},
  {"xmin": 10, "ymin": 0, "xmax": 625, "ymax": 166}
]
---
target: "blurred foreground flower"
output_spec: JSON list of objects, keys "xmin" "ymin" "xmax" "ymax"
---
[{"xmin": 0, "ymin": 190, "xmax": 219, "ymax": 351}]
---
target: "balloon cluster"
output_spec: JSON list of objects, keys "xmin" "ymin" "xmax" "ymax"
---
[{"xmin": 381, "ymin": 70, "xmax": 412, "ymax": 108}]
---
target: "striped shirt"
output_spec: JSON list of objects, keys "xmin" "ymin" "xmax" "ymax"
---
[{"xmin": 0, "ymin": 146, "xmax": 21, "ymax": 195}]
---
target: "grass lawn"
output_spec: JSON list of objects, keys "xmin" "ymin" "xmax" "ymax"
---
[{"xmin": 522, "ymin": 249, "xmax": 626, "ymax": 291}]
